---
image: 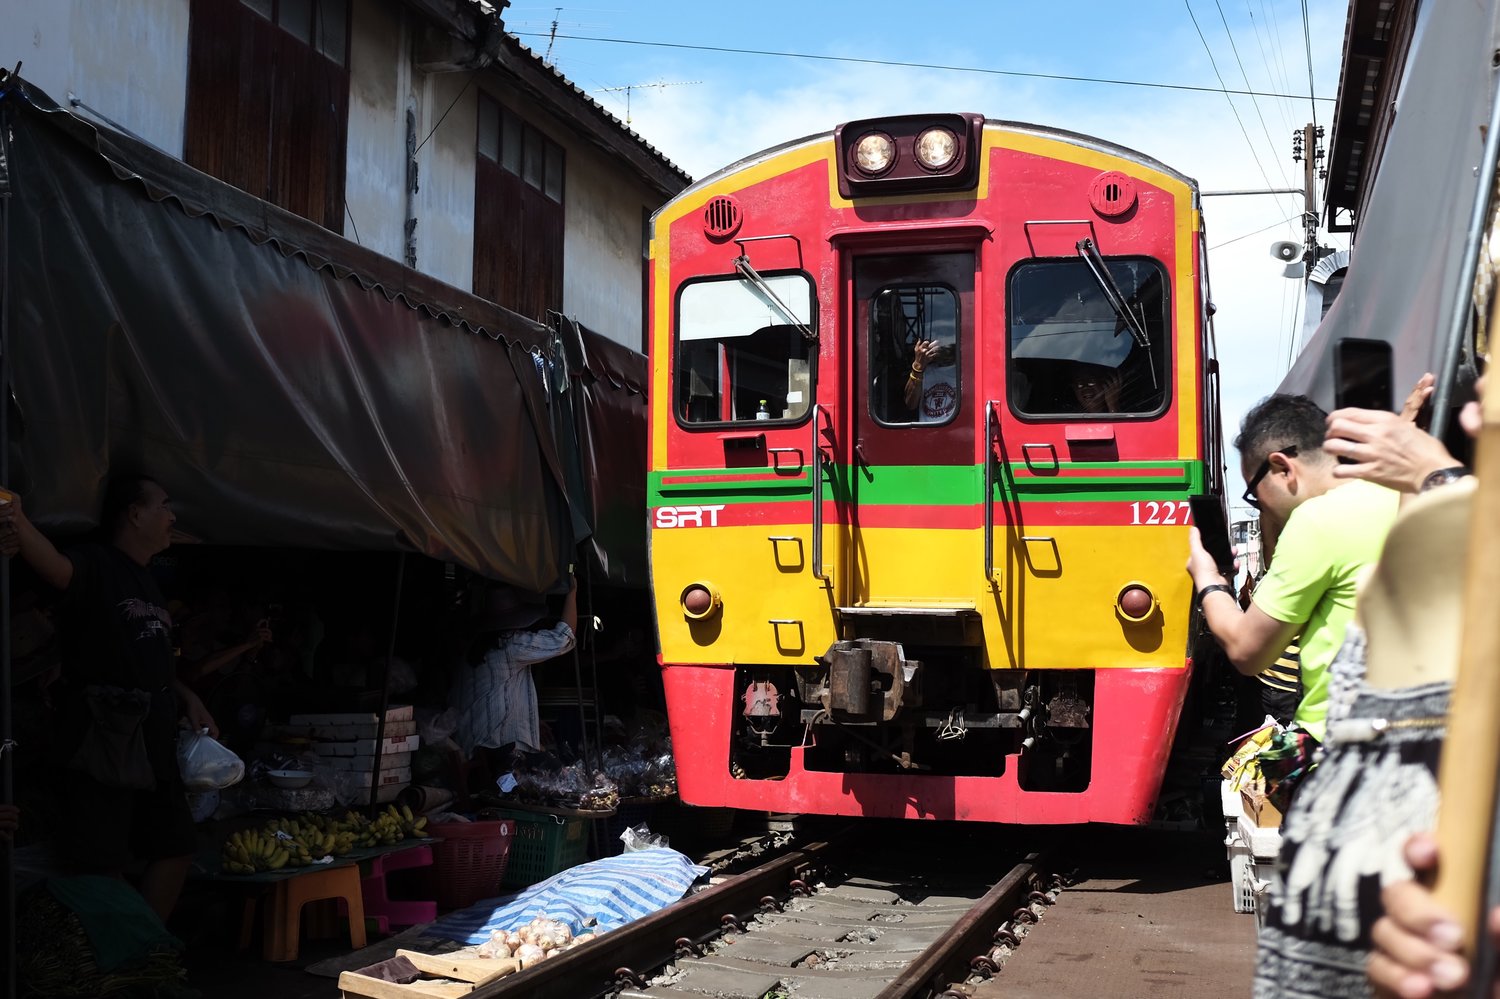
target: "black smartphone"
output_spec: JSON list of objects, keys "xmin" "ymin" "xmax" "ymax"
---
[
  {"xmin": 1334, "ymin": 338, "xmax": 1394, "ymax": 413},
  {"xmin": 1189, "ymin": 494, "xmax": 1235, "ymax": 576}
]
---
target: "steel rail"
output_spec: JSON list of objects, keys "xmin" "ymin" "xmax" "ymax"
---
[
  {"xmin": 467, "ymin": 838, "xmax": 836, "ymax": 999},
  {"xmin": 872, "ymin": 851, "xmax": 1049, "ymax": 999}
]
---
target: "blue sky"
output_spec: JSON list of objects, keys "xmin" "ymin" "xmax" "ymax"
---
[{"xmin": 504, "ymin": 1, "xmax": 1350, "ymax": 511}]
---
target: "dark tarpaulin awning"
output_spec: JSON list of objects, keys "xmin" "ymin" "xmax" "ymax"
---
[
  {"xmin": 1279, "ymin": 2, "xmax": 1500, "ymax": 410},
  {"xmin": 0, "ymin": 76, "xmax": 647, "ymax": 591},
  {"xmin": 555, "ymin": 317, "xmax": 648, "ymax": 588}
]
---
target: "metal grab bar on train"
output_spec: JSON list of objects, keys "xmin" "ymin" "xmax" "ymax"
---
[
  {"xmin": 983, "ymin": 400, "xmax": 1001, "ymax": 588},
  {"xmin": 811, "ymin": 404, "xmax": 830, "ymax": 585}
]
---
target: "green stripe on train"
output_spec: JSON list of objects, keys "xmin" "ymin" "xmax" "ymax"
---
[{"xmin": 650, "ymin": 461, "xmax": 1206, "ymax": 506}]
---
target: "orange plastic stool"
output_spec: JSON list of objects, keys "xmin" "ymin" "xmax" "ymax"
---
[{"xmin": 254, "ymin": 863, "xmax": 368, "ymax": 962}]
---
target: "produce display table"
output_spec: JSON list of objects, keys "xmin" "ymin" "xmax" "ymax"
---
[{"xmin": 195, "ymin": 838, "xmax": 435, "ymax": 961}]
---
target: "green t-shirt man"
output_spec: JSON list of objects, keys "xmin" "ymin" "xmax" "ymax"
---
[{"xmin": 1251, "ymin": 478, "xmax": 1399, "ymax": 741}]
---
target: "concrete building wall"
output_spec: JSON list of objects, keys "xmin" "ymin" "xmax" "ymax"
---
[
  {"xmin": 0, "ymin": 0, "xmax": 190, "ymax": 156},
  {"xmin": 563, "ymin": 150, "xmax": 654, "ymax": 350},
  {"xmin": 344, "ymin": 0, "xmax": 412, "ymax": 264},
  {"xmin": 410, "ymin": 70, "xmax": 478, "ymax": 291},
  {"xmin": 0, "ymin": 0, "xmax": 671, "ymax": 343}
]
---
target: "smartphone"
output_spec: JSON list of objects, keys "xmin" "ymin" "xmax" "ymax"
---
[
  {"xmin": 1189, "ymin": 494, "xmax": 1236, "ymax": 576},
  {"xmin": 1334, "ymin": 338, "xmax": 1393, "ymax": 413}
]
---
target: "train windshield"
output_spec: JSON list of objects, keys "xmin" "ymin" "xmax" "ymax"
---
[
  {"xmin": 1007, "ymin": 258, "xmax": 1169, "ymax": 418},
  {"xmin": 675, "ymin": 272, "xmax": 816, "ymax": 425}
]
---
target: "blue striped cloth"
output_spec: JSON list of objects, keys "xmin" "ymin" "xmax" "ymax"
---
[{"xmin": 426, "ymin": 847, "xmax": 709, "ymax": 945}]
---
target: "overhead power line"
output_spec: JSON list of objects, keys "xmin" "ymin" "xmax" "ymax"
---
[
  {"xmin": 510, "ymin": 30, "xmax": 1336, "ymax": 102},
  {"xmin": 1183, "ymin": 0, "xmax": 1295, "ymax": 216},
  {"xmin": 1300, "ymin": 0, "xmax": 1319, "ymax": 129},
  {"xmin": 1213, "ymin": 0, "xmax": 1295, "ymax": 193}
]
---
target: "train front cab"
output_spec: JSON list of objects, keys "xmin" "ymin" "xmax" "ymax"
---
[{"xmin": 650, "ymin": 115, "xmax": 1221, "ymax": 825}]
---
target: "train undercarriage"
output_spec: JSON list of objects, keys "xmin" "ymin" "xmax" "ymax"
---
[{"xmin": 731, "ymin": 635, "xmax": 1097, "ymax": 794}]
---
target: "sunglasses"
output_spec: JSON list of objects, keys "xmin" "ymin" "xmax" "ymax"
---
[{"xmin": 1243, "ymin": 444, "xmax": 1299, "ymax": 509}]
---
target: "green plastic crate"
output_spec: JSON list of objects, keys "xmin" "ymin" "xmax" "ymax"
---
[{"xmin": 496, "ymin": 808, "xmax": 588, "ymax": 887}]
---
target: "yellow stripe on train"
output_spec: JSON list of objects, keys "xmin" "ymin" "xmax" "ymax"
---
[{"xmin": 653, "ymin": 523, "xmax": 1194, "ymax": 670}]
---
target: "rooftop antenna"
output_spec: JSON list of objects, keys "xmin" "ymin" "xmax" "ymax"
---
[
  {"xmin": 543, "ymin": 7, "xmax": 561, "ymax": 64},
  {"xmin": 593, "ymin": 80, "xmax": 701, "ymax": 126}
]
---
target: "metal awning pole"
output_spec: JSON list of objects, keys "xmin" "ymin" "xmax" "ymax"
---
[
  {"xmin": 1, "ymin": 93, "xmax": 18, "ymax": 999},
  {"xmin": 368, "ymin": 552, "xmax": 406, "ymax": 813},
  {"xmin": 1431, "ymin": 68, "xmax": 1500, "ymax": 437}
]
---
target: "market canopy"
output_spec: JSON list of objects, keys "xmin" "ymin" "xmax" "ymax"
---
[
  {"xmin": 1279, "ymin": 1, "xmax": 1498, "ymax": 411},
  {"xmin": 0, "ymin": 77, "xmax": 647, "ymax": 591}
]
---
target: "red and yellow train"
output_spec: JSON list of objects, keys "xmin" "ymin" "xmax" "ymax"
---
[{"xmin": 647, "ymin": 113, "xmax": 1226, "ymax": 824}]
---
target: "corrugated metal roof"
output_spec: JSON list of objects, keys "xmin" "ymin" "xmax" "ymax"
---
[
  {"xmin": 497, "ymin": 30, "xmax": 692, "ymax": 184},
  {"xmin": 443, "ymin": 0, "xmax": 690, "ymax": 184}
]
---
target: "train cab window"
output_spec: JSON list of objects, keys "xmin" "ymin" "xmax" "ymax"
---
[
  {"xmin": 675, "ymin": 272, "xmax": 815, "ymax": 425},
  {"xmin": 868, "ymin": 284, "xmax": 960, "ymax": 426},
  {"xmin": 1007, "ymin": 258, "xmax": 1169, "ymax": 418}
]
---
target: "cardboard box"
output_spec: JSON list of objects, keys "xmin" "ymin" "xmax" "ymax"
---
[
  {"xmin": 312, "ymin": 734, "xmax": 420, "ymax": 757},
  {"xmin": 325, "ymin": 752, "xmax": 413, "ymax": 773},
  {"xmin": 347, "ymin": 766, "xmax": 412, "ymax": 788},
  {"xmin": 1241, "ymin": 787, "xmax": 1283, "ymax": 828},
  {"xmin": 288, "ymin": 706, "xmax": 413, "ymax": 726}
]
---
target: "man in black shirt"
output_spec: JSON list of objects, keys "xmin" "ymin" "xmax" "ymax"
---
[{"xmin": 1, "ymin": 476, "xmax": 215, "ymax": 920}]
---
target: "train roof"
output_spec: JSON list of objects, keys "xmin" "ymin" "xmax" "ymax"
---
[{"xmin": 662, "ymin": 117, "xmax": 1199, "ymax": 211}]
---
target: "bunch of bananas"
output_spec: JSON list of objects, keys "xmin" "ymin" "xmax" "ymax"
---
[
  {"xmin": 220, "ymin": 827, "xmax": 291, "ymax": 874},
  {"xmin": 273, "ymin": 816, "xmax": 356, "ymax": 859},
  {"xmin": 219, "ymin": 806, "xmax": 429, "ymax": 874},
  {"xmin": 355, "ymin": 804, "xmax": 426, "ymax": 847}
]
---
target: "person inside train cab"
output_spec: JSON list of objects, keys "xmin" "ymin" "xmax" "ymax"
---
[
  {"xmin": 902, "ymin": 336, "xmax": 958, "ymax": 423},
  {"xmin": 1186, "ymin": 394, "xmax": 1400, "ymax": 759},
  {"xmin": 1067, "ymin": 361, "xmax": 1123, "ymax": 414}
]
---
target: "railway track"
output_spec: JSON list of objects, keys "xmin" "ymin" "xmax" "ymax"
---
[{"xmin": 466, "ymin": 831, "xmax": 1063, "ymax": 999}]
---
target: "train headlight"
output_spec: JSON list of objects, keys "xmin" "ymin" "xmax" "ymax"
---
[
  {"xmin": 681, "ymin": 581, "xmax": 722, "ymax": 620},
  {"xmin": 1115, "ymin": 582, "xmax": 1158, "ymax": 623},
  {"xmin": 852, "ymin": 132, "xmax": 896, "ymax": 175},
  {"xmin": 914, "ymin": 127, "xmax": 958, "ymax": 170}
]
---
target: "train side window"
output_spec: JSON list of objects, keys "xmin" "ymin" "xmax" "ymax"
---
[
  {"xmin": 868, "ymin": 284, "xmax": 960, "ymax": 426},
  {"xmin": 675, "ymin": 272, "xmax": 816, "ymax": 426},
  {"xmin": 1007, "ymin": 258, "xmax": 1170, "ymax": 419}
]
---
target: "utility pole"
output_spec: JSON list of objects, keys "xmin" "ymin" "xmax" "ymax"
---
[{"xmin": 1292, "ymin": 123, "xmax": 1327, "ymax": 270}]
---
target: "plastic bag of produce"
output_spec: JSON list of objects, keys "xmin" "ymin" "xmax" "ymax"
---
[{"xmin": 177, "ymin": 728, "xmax": 245, "ymax": 790}]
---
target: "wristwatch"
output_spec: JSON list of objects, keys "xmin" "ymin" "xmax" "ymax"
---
[
  {"xmin": 1196, "ymin": 583, "xmax": 1236, "ymax": 606},
  {"xmin": 1419, "ymin": 466, "xmax": 1471, "ymax": 493}
]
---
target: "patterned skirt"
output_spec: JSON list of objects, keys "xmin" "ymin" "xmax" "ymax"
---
[{"xmin": 1252, "ymin": 672, "xmax": 1449, "ymax": 999}]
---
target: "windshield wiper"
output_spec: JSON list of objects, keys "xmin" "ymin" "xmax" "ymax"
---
[
  {"xmin": 1075, "ymin": 238, "xmax": 1156, "ymax": 389},
  {"xmin": 733, "ymin": 254, "xmax": 817, "ymax": 342}
]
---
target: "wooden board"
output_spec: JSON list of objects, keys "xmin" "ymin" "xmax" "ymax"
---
[
  {"xmin": 396, "ymin": 949, "xmax": 518, "ymax": 984},
  {"xmin": 337, "ymin": 970, "xmax": 473, "ymax": 999},
  {"xmin": 337, "ymin": 947, "xmax": 520, "ymax": 999}
]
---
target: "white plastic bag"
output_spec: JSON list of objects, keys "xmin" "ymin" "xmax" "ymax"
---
[
  {"xmin": 620, "ymin": 823, "xmax": 668, "ymax": 852},
  {"xmin": 178, "ymin": 728, "xmax": 245, "ymax": 790}
]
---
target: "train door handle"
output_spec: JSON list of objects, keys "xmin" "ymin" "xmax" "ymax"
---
[
  {"xmin": 983, "ymin": 400, "xmax": 1003, "ymax": 589},
  {"xmin": 768, "ymin": 447, "xmax": 804, "ymax": 474},
  {"xmin": 812, "ymin": 404, "xmax": 831, "ymax": 585}
]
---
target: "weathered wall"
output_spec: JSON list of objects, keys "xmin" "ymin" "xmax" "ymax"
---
[{"xmin": 0, "ymin": 0, "xmax": 191, "ymax": 156}]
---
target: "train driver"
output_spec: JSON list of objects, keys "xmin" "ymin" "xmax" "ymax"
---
[{"xmin": 1068, "ymin": 361, "xmax": 1124, "ymax": 414}]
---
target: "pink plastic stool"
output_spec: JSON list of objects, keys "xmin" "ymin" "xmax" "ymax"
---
[{"xmin": 344, "ymin": 845, "xmax": 437, "ymax": 934}]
